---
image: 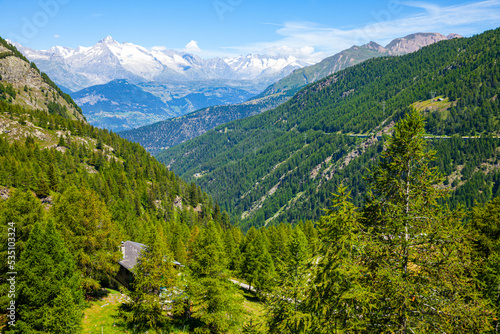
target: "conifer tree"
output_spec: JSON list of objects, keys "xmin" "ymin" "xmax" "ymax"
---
[
  {"xmin": 267, "ymin": 227, "xmax": 313, "ymax": 333},
  {"xmin": 0, "ymin": 189, "xmax": 44, "ymax": 253},
  {"xmin": 0, "ymin": 190, "xmax": 45, "ymax": 312},
  {"xmin": 35, "ymin": 173, "xmax": 50, "ymax": 198},
  {"xmin": 251, "ymin": 233, "xmax": 276, "ymax": 294},
  {"xmin": 305, "ymin": 186, "xmax": 375, "ymax": 333},
  {"xmin": 470, "ymin": 197, "xmax": 500, "ymax": 331},
  {"xmin": 189, "ymin": 221, "xmax": 244, "ymax": 333},
  {"xmin": 51, "ymin": 186, "xmax": 122, "ymax": 294},
  {"xmin": 361, "ymin": 110, "xmax": 492, "ymax": 332},
  {"xmin": 11, "ymin": 221, "xmax": 82, "ymax": 333},
  {"xmin": 240, "ymin": 226, "xmax": 258, "ymax": 290},
  {"xmin": 190, "ymin": 220, "xmax": 227, "ymax": 276},
  {"xmin": 119, "ymin": 231, "xmax": 177, "ymax": 331},
  {"xmin": 47, "ymin": 163, "xmax": 58, "ymax": 191},
  {"xmin": 57, "ymin": 134, "xmax": 66, "ymax": 147}
]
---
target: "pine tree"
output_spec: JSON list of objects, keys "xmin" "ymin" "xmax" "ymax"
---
[{"xmin": 11, "ymin": 221, "xmax": 82, "ymax": 333}]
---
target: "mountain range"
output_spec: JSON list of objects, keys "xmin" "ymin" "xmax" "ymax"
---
[
  {"xmin": 12, "ymin": 36, "xmax": 313, "ymax": 131},
  {"xmin": 258, "ymin": 32, "xmax": 461, "ymax": 97},
  {"xmin": 121, "ymin": 32, "xmax": 461, "ymax": 153},
  {"xmin": 12, "ymin": 36, "xmax": 310, "ymax": 92}
]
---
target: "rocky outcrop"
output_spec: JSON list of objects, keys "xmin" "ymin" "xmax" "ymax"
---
[
  {"xmin": 0, "ymin": 187, "xmax": 9, "ymax": 200},
  {"xmin": 0, "ymin": 43, "xmax": 84, "ymax": 121},
  {"xmin": 386, "ymin": 33, "xmax": 463, "ymax": 55}
]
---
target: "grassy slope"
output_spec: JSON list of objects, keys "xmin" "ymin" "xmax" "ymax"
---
[{"xmin": 82, "ymin": 287, "xmax": 266, "ymax": 334}]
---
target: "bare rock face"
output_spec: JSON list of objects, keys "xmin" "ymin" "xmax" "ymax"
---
[
  {"xmin": 385, "ymin": 32, "xmax": 463, "ymax": 55},
  {"xmin": 0, "ymin": 187, "xmax": 9, "ymax": 200},
  {"xmin": 447, "ymin": 33, "xmax": 463, "ymax": 39},
  {"xmin": 173, "ymin": 195, "xmax": 183, "ymax": 209},
  {"xmin": 41, "ymin": 196, "xmax": 53, "ymax": 204},
  {"xmin": 362, "ymin": 41, "xmax": 387, "ymax": 53},
  {"xmin": 0, "ymin": 44, "xmax": 85, "ymax": 121}
]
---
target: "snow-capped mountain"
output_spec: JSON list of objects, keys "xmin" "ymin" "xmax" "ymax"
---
[{"xmin": 13, "ymin": 36, "xmax": 310, "ymax": 92}]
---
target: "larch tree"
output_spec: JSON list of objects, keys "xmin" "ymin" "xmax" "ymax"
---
[
  {"xmin": 241, "ymin": 230, "xmax": 276, "ymax": 294},
  {"xmin": 189, "ymin": 220, "xmax": 244, "ymax": 334},
  {"xmin": 306, "ymin": 186, "xmax": 375, "ymax": 333},
  {"xmin": 266, "ymin": 227, "xmax": 313, "ymax": 333},
  {"xmin": 470, "ymin": 197, "xmax": 500, "ymax": 331},
  {"xmin": 119, "ymin": 230, "xmax": 178, "ymax": 332},
  {"xmin": 10, "ymin": 221, "xmax": 83, "ymax": 334},
  {"xmin": 51, "ymin": 186, "xmax": 122, "ymax": 295},
  {"xmin": 361, "ymin": 110, "xmax": 492, "ymax": 333}
]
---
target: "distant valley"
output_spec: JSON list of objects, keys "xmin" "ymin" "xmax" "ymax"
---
[{"xmin": 72, "ymin": 79, "xmax": 256, "ymax": 132}]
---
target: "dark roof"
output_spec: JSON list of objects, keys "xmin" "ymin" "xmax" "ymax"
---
[{"xmin": 119, "ymin": 241, "xmax": 146, "ymax": 271}]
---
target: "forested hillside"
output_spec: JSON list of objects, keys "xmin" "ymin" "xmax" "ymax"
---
[
  {"xmin": 0, "ymin": 96, "xmax": 256, "ymax": 332},
  {"xmin": 158, "ymin": 27, "xmax": 500, "ymax": 229}
]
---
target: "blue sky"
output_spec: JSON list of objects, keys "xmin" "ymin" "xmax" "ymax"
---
[{"xmin": 1, "ymin": 0, "xmax": 500, "ymax": 62}]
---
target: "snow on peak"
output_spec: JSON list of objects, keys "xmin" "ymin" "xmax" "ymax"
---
[
  {"xmin": 100, "ymin": 35, "xmax": 116, "ymax": 44},
  {"xmin": 13, "ymin": 37, "xmax": 309, "ymax": 91}
]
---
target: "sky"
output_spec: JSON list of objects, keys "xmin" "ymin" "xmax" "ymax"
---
[{"xmin": 1, "ymin": 0, "xmax": 500, "ymax": 63}]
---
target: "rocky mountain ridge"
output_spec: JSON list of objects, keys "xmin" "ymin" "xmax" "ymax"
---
[{"xmin": 259, "ymin": 32, "xmax": 462, "ymax": 96}]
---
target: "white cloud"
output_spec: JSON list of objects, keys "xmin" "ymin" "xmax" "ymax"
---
[
  {"xmin": 224, "ymin": 0, "xmax": 500, "ymax": 63},
  {"xmin": 184, "ymin": 40, "xmax": 202, "ymax": 53},
  {"xmin": 54, "ymin": 34, "xmax": 61, "ymax": 38}
]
